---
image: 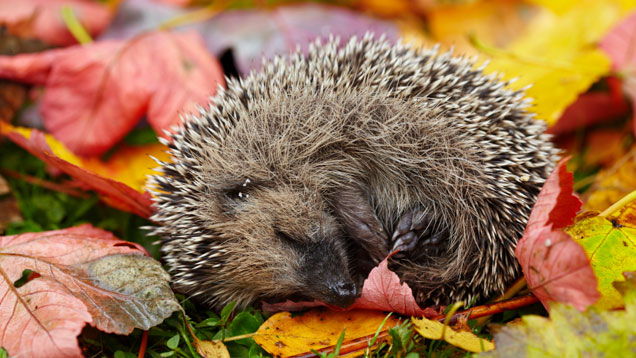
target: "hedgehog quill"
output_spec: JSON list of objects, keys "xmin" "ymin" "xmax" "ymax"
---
[{"xmin": 149, "ymin": 35, "xmax": 558, "ymax": 310}]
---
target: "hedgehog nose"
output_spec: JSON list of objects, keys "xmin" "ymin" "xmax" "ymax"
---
[{"xmin": 326, "ymin": 281, "xmax": 358, "ymax": 308}]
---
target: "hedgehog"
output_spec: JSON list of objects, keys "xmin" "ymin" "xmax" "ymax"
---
[{"xmin": 149, "ymin": 35, "xmax": 558, "ymax": 310}]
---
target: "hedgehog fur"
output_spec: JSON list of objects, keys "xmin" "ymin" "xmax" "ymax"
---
[{"xmin": 149, "ymin": 35, "xmax": 558, "ymax": 310}]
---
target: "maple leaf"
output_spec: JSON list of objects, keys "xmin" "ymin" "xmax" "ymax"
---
[
  {"xmin": 1, "ymin": 122, "xmax": 154, "ymax": 218},
  {"xmin": 0, "ymin": 225, "xmax": 180, "ymax": 358},
  {"xmin": 0, "ymin": 0, "xmax": 113, "ymax": 46},
  {"xmin": 515, "ymin": 158, "xmax": 600, "ymax": 311},
  {"xmin": 0, "ymin": 30, "xmax": 225, "ymax": 156}
]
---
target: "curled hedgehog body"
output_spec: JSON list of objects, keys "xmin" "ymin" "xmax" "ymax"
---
[{"xmin": 150, "ymin": 35, "xmax": 558, "ymax": 310}]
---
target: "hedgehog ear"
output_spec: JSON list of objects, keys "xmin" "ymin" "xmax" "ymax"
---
[{"xmin": 331, "ymin": 185, "xmax": 389, "ymax": 264}]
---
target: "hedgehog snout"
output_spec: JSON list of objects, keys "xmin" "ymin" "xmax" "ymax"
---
[{"xmin": 297, "ymin": 239, "xmax": 359, "ymax": 308}]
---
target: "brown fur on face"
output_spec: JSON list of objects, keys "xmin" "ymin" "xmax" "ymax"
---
[{"xmin": 150, "ymin": 36, "xmax": 558, "ymax": 309}]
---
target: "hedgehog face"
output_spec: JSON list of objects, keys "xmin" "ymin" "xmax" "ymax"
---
[{"xmin": 195, "ymin": 174, "xmax": 360, "ymax": 308}]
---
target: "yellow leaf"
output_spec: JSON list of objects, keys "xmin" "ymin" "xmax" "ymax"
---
[
  {"xmin": 564, "ymin": 201, "xmax": 636, "ymax": 309},
  {"xmin": 254, "ymin": 309, "xmax": 400, "ymax": 357},
  {"xmin": 481, "ymin": 0, "xmax": 629, "ymax": 125},
  {"xmin": 411, "ymin": 317, "xmax": 494, "ymax": 353},
  {"xmin": 192, "ymin": 337, "xmax": 230, "ymax": 358}
]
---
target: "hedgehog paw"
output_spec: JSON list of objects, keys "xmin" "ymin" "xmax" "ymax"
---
[{"xmin": 391, "ymin": 209, "xmax": 440, "ymax": 254}]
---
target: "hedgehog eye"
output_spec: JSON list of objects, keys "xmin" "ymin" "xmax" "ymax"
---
[{"xmin": 225, "ymin": 178, "xmax": 252, "ymax": 201}]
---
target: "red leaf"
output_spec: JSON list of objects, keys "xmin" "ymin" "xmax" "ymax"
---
[
  {"xmin": 600, "ymin": 11, "xmax": 636, "ymax": 138},
  {"xmin": 0, "ymin": 0, "xmax": 113, "ymax": 46},
  {"xmin": 349, "ymin": 257, "xmax": 437, "ymax": 317},
  {"xmin": 1, "ymin": 125, "xmax": 153, "ymax": 218},
  {"xmin": 0, "ymin": 30, "xmax": 225, "ymax": 156},
  {"xmin": 547, "ymin": 91, "xmax": 629, "ymax": 135},
  {"xmin": 515, "ymin": 158, "xmax": 599, "ymax": 311},
  {"xmin": 0, "ymin": 225, "xmax": 156, "ymax": 357}
]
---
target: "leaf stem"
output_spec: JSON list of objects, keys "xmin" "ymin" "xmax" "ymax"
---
[
  {"xmin": 61, "ymin": 5, "xmax": 93, "ymax": 44},
  {"xmin": 158, "ymin": 1, "xmax": 230, "ymax": 30},
  {"xmin": 600, "ymin": 189, "xmax": 636, "ymax": 218}
]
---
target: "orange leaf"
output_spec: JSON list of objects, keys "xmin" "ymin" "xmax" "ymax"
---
[{"xmin": 0, "ymin": 225, "xmax": 179, "ymax": 357}]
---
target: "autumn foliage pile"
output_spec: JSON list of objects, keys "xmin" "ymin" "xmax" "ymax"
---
[{"xmin": 1, "ymin": 0, "xmax": 636, "ymax": 357}]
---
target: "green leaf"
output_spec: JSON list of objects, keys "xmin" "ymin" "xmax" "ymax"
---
[
  {"xmin": 220, "ymin": 301, "xmax": 237, "ymax": 322},
  {"xmin": 229, "ymin": 312, "xmax": 261, "ymax": 346},
  {"xmin": 166, "ymin": 334, "xmax": 180, "ymax": 350}
]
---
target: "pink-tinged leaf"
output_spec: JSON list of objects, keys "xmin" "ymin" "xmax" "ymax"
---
[
  {"xmin": 0, "ymin": 225, "xmax": 179, "ymax": 358},
  {"xmin": 600, "ymin": 11, "xmax": 636, "ymax": 137},
  {"xmin": 0, "ymin": 0, "xmax": 113, "ymax": 46},
  {"xmin": 547, "ymin": 91, "xmax": 629, "ymax": 135},
  {"xmin": 1, "ymin": 124, "xmax": 153, "ymax": 218},
  {"xmin": 201, "ymin": 3, "xmax": 399, "ymax": 75},
  {"xmin": 515, "ymin": 158, "xmax": 599, "ymax": 311},
  {"xmin": 349, "ymin": 257, "xmax": 437, "ymax": 317},
  {"xmin": 0, "ymin": 30, "xmax": 225, "ymax": 156}
]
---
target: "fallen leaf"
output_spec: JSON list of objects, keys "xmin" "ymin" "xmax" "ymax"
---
[
  {"xmin": 476, "ymin": 272, "xmax": 636, "ymax": 357},
  {"xmin": 349, "ymin": 256, "xmax": 436, "ymax": 317},
  {"xmin": 0, "ymin": 225, "xmax": 180, "ymax": 358},
  {"xmin": 547, "ymin": 91, "xmax": 630, "ymax": 135},
  {"xmin": 482, "ymin": 0, "xmax": 627, "ymax": 125},
  {"xmin": 0, "ymin": 0, "xmax": 114, "ymax": 46},
  {"xmin": 411, "ymin": 317, "xmax": 494, "ymax": 353},
  {"xmin": 600, "ymin": 9, "xmax": 636, "ymax": 137},
  {"xmin": 193, "ymin": 337, "xmax": 230, "ymax": 358},
  {"xmin": 0, "ymin": 30, "xmax": 225, "ymax": 156},
  {"xmin": 201, "ymin": 4, "xmax": 399, "ymax": 75},
  {"xmin": 515, "ymin": 158, "xmax": 600, "ymax": 311},
  {"xmin": 254, "ymin": 309, "xmax": 400, "ymax": 357},
  {"xmin": 1, "ymin": 122, "xmax": 155, "ymax": 217},
  {"xmin": 583, "ymin": 147, "xmax": 636, "ymax": 212},
  {"xmin": 564, "ymin": 203, "xmax": 636, "ymax": 309}
]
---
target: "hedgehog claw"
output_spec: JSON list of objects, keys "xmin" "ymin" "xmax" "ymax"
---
[{"xmin": 391, "ymin": 208, "xmax": 442, "ymax": 254}]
